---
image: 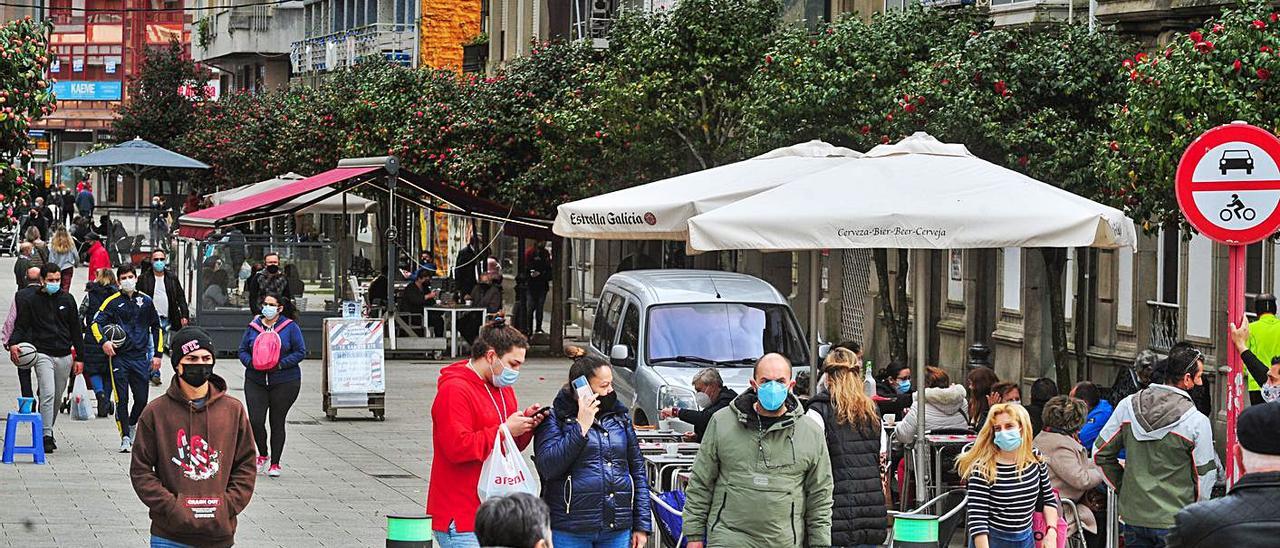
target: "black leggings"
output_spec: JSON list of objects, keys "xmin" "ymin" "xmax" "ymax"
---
[
  {"xmin": 244, "ymin": 379, "xmax": 301, "ymax": 465},
  {"xmin": 17, "ymin": 367, "xmax": 33, "ymax": 398}
]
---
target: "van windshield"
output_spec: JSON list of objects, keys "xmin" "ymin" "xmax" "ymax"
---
[{"xmin": 646, "ymin": 303, "xmax": 807, "ymax": 366}]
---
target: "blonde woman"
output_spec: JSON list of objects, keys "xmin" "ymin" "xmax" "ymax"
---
[
  {"xmin": 48, "ymin": 227, "xmax": 77, "ymax": 292},
  {"xmin": 805, "ymin": 347, "xmax": 889, "ymax": 547},
  {"xmin": 958, "ymin": 403, "xmax": 1060, "ymax": 548}
]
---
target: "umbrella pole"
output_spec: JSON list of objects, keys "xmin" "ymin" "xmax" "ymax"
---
[
  {"xmin": 913, "ymin": 249, "xmax": 929, "ymax": 506},
  {"xmin": 808, "ymin": 250, "xmax": 821, "ymax": 395}
]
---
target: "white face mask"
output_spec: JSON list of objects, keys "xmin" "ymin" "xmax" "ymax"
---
[
  {"xmin": 1263, "ymin": 384, "xmax": 1280, "ymax": 403},
  {"xmin": 120, "ymin": 278, "xmax": 137, "ymax": 292},
  {"xmin": 694, "ymin": 392, "xmax": 712, "ymax": 408}
]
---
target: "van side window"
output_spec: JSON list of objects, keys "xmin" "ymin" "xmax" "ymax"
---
[
  {"xmin": 591, "ymin": 293, "xmax": 615, "ymax": 351},
  {"xmin": 617, "ymin": 303, "xmax": 640, "ymax": 367},
  {"xmin": 592, "ymin": 292, "xmax": 624, "ymax": 351}
]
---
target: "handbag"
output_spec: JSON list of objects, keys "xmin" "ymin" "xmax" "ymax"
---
[
  {"xmin": 477, "ymin": 424, "xmax": 537, "ymax": 501},
  {"xmin": 1032, "ymin": 486, "xmax": 1069, "ymax": 548}
]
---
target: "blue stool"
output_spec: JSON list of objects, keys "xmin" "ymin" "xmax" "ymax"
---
[{"xmin": 3, "ymin": 408, "xmax": 46, "ymax": 464}]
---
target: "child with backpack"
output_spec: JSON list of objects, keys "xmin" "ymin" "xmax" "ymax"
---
[{"xmin": 237, "ymin": 292, "xmax": 306, "ymax": 477}]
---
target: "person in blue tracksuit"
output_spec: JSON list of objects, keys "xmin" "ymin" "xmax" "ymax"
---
[
  {"xmin": 237, "ymin": 292, "xmax": 306, "ymax": 477},
  {"xmin": 533, "ymin": 352, "xmax": 652, "ymax": 548},
  {"xmin": 90, "ymin": 264, "xmax": 164, "ymax": 453}
]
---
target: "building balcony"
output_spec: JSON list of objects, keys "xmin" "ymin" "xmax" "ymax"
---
[
  {"xmin": 1147, "ymin": 300, "xmax": 1179, "ymax": 353},
  {"xmin": 1093, "ymin": 0, "xmax": 1233, "ymax": 31},
  {"xmin": 290, "ymin": 23, "xmax": 416, "ymax": 74},
  {"xmin": 195, "ymin": 4, "xmax": 304, "ymax": 63}
]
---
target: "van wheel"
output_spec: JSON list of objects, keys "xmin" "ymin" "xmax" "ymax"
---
[{"xmin": 633, "ymin": 409, "xmax": 650, "ymax": 427}]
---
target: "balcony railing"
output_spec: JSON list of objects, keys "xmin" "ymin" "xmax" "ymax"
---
[
  {"xmin": 1147, "ymin": 300, "xmax": 1179, "ymax": 353},
  {"xmin": 290, "ymin": 23, "xmax": 416, "ymax": 74}
]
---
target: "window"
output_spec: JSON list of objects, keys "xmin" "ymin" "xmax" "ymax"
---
[
  {"xmin": 1247, "ymin": 240, "xmax": 1265, "ymax": 315},
  {"xmin": 1157, "ymin": 225, "xmax": 1180, "ymax": 304},
  {"xmin": 645, "ymin": 303, "xmax": 807, "ymax": 366},
  {"xmin": 617, "ymin": 303, "xmax": 640, "ymax": 366},
  {"xmin": 781, "ymin": 0, "xmax": 827, "ymax": 32},
  {"xmin": 591, "ymin": 292, "xmax": 623, "ymax": 352}
]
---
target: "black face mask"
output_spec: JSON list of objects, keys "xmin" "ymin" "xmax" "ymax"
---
[
  {"xmin": 596, "ymin": 391, "xmax": 618, "ymax": 411},
  {"xmin": 180, "ymin": 365, "xmax": 214, "ymax": 388},
  {"xmin": 266, "ymin": 264, "xmax": 280, "ymax": 274}
]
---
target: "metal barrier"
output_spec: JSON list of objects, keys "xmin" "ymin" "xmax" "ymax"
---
[{"xmin": 1106, "ymin": 487, "xmax": 1119, "ymax": 548}]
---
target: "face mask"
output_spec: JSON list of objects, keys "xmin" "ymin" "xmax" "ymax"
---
[
  {"xmin": 180, "ymin": 365, "xmax": 214, "ymax": 388},
  {"xmin": 490, "ymin": 356, "xmax": 520, "ymax": 388},
  {"xmin": 44, "ymin": 282, "xmax": 59, "ymax": 295},
  {"xmin": 757, "ymin": 380, "xmax": 789, "ymax": 412},
  {"xmin": 694, "ymin": 391, "xmax": 712, "ymax": 408},
  {"xmin": 994, "ymin": 428, "xmax": 1023, "ymax": 452},
  {"xmin": 897, "ymin": 380, "xmax": 912, "ymax": 394},
  {"xmin": 261, "ymin": 305, "xmax": 279, "ymax": 319},
  {"xmin": 152, "ymin": 260, "xmax": 166, "ymax": 272},
  {"xmin": 266, "ymin": 264, "xmax": 280, "ymax": 275},
  {"xmin": 120, "ymin": 278, "xmax": 137, "ymax": 292},
  {"xmin": 1263, "ymin": 384, "xmax": 1280, "ymax": 403},
  {"xmin": 597, "ymin": 390, "xmax": 618, "ymax": 410}
]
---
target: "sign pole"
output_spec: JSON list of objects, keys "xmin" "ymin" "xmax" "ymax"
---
[{"xmin": 1226, "ymin": 244, "xmax": 1246, "ymax": 489}]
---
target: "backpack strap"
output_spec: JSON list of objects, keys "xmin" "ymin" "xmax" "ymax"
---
[
  {"xmin": 249, "ymin": 320, "xmax": 266, "ymax": 333},
  {"xmin": 276, "ymin": 318, "xmax": 293, "ymax": 331}
]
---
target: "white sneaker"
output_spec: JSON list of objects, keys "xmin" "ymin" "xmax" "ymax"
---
[{"xmin": 119, "ymin": 436, "xmax": 131, "ymax": 453}]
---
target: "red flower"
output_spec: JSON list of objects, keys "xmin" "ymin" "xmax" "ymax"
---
[
  {"xmin": 1255, "ymin": 19, "xmax": 1268, "ymax": 30},
  {"xmin": 1213, "ymin": 24, "xmax": 1224, "ymax": 33},
  {"xmin": 1165, "ymin": 47, "xmax": 1174, "ymax": 59},
  {"xmin": 1017, "ymin": 155, "xmax": 1029, "ymax": 167},
  {"xmin": 1234, "ymin": 59, "xmax": 1243, "ymax": 72},
  {"xmin": 860, "ymin": 125, "xmax": 871, "ymax": 135},
  {"xmin": 880, "ymin": 135, "xmax": 890, "ymax": 144},
  {"xmin": 904, "ymin": 103, "xmax": 917, "ymax": 113},
  {"xmin": 1264, "ymin": 45, "xmax": 1274, "ymax": 53},
  {"xmin": 1271, "ymin": 13, "xmax": 1278, "ymax": 22},
  {"xmin": 1135, "ymin": 53, "xmax": 1149, "ymax": 63},
  {"xmin": 1189, "ymin": 30, "xmax": 1203, "ymax": 42},
  {"xmin": 1195, "ymin": 41, "xmax": 1215, "ymax": 53},
  {"xmin": 993, "ymin": 80, "xmax": 1007, "ymax": 96},
  {"xmin": 1122, "ymin": 58, "xmax": 1134, "ymax": 68},
  {"xmin": 764, "ymin": 54, "xmax": 773, "ymax": 64},
  {"xmin": 1259, "ymin": 68, "xmax": 1272, "ymax": 80}
]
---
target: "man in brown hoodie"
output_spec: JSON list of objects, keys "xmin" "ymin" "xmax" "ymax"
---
[{"xmin": 130, "ymin": 326, "xmax": 257, "ymax": 548}]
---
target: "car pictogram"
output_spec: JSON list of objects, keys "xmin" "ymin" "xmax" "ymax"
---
[{"xmin": 1220, "ymin": 149, "xmax": 1255, "ymax": 175}]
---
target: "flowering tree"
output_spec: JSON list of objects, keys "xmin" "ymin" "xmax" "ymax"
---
[
  {"xmin": 114, "ymin": 40, "xmax": 213, "ymax": 149},
  {"xmin": 1107, "ymin": 1, "xmax": 1280, "ymax": 228},
  {"xmin": 0, "ymin": 17, "xmax": 56, "ymax": 194}
]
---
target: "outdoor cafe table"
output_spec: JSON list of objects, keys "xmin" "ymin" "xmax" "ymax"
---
[
  {"xmin": 644, "ymin": 453, "xmax": 697, "ymax": 492},
  {"xmin": 925, "ymin": 433, "xmax": 977, "ymax": 503},
  {"xmin": 638, "ymin": 442, "xmax": 699, "ymax": 456},
  {"xmin": 423, "ymin": 306, "xmax": 488, "ymax": 357},
  {"xmin": 635, "ymin": 429, "xmax": 687, "ymax": 444}
]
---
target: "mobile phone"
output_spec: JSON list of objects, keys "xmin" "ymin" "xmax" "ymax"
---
[
  {"xmin": 533, "ymin": 406, "xmax": 552, "ymax": 417},
  {"xmin": 573, "ymin": 376, "xmax": 592, "ymax": 399}
]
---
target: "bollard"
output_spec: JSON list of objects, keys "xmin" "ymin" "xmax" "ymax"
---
[
  {"xmin": 386, "ymin": 515, "xmax": 432, "ymax": 548},
  {"xmin": 891, "ymin": 513, "xmax": 940, "ymax": 548}
]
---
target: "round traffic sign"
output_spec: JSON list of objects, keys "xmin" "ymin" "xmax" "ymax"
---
[{"xmin": 1176, "ymin": 122, "xmax": 1280, "ymax": 244}]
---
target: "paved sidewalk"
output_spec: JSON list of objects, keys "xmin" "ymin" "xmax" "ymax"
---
[{"xmin": 0, "ymin": 257, "xmax": 567, "ymax": 547}]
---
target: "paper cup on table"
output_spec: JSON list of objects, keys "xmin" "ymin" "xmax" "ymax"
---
[
  {"xmin": 664, "ymin": 443, "xmax": 679, "ymax": 456},
  {"xmin": 658, "ymin": 418, "xmax": 671, "ymax": 431}
]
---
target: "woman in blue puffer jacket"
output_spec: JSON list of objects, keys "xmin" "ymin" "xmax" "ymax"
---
[{"xmin": 534, "ymin": 352, "xmax": 652, "ymax": 548}]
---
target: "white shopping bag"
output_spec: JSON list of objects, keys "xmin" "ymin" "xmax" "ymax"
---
[
  {"xmin": 71, "ymin": 376, "xmax": 93, "ymax": 421},
  {"xmin": 477, "ymin": 424, "xmax": 537, "ymax": 501}
]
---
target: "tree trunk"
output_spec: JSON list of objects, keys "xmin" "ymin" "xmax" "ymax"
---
[
  {"xmin": 874, "ymin": 248, "xmax": 910, "ymax": 366},
  {"xmin": 1041, "ymin": 247, "xmax": 1070, "ymax": 391}
]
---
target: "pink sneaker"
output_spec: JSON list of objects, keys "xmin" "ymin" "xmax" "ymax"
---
[
  {"xmin": 256, "ymin": 456, "xmax": 269, "ymax": 475},
  {"xmin": 268, "ymin": 464, "xmax": 282, "ymax": 477}
]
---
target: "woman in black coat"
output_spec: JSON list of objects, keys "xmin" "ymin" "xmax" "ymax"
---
[{"xmin": 805, "ymin": 348, "xmax": 889, "ymax": 548}]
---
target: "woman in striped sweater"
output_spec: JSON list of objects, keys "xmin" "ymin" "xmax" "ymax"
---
[{"xmin": 957, "ymin": 403, "xmax": 1060, "ymax": 548}]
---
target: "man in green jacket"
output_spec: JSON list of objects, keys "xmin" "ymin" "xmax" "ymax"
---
[
  {"xmin": 683, "ymin": 353, "xmax": 833, "ymax": 548},
  {"xmin": 1249, "ymin": 294, "xmax": 1280, "ymax": 405}
]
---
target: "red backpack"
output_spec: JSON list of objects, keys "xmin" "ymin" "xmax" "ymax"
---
[{"xmin": 249, "ymin": 318, "xmax": 293, "ymax": 371}]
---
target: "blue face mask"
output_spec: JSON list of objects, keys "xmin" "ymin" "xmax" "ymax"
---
[
  {"xmin": 897, "ymin": 380, "xmax": 912, "ymax": 394},
  {"xmin": 152, "ymin": 260, "xmax": 166, "ymax": 272},
  {"xmin": 490, "ymin": 356, "xmax": 520, "ymax": 388},
  {"xmin": 261, "ymin": 305, "xmax": 279, "ymax": 319},
  {"xmin": 757, "ymin": 380, "xmax": 789, "ymax": 411},
  {"xmin": 44, "ymin": 282, "xmax": 59, "ymax": 295},
  {"xmin": 994, "ymin": 428, "xmax": 1023, "ymax": 452}
]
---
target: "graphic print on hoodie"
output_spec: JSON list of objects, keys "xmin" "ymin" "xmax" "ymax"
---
[{"xmin": 173, "ymin": 427, "xmax": 221, "ymax": 482}]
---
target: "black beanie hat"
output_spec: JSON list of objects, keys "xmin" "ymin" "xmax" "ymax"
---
[
  {"xmin": 1238, "ymin": 401, "xmax": 1280, "ymax": 456},
  {"xmin": 169, "ymin": 326, "xmax": 216, "ymax": 370}
]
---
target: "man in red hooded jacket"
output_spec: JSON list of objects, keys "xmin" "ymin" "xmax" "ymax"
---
[{"xmin": 428, "ymin": 320, "xmax": 545, "ymax": 547}]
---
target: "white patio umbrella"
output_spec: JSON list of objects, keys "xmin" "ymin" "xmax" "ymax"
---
[
  {"xmin": 688, "ymin": 132, "xmax": 1136, "ymax": 251},
  {"xmin": 687, "ymin": 132, "xmax": 1138, "ymax": 504},
  {"xmin": 553, "ymin": 140, "xmax": 861, "ymax": 241},
  {"xmin": 211, "ymin": 173, "xmax": 376, "ymax": 214}
]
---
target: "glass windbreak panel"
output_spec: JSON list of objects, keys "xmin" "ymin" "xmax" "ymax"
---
[
  {"xmin": 196, "ymin": 237, "xmax": 341, "ymax": 315},
  {"xmin": 646, "ymin": 303, "xmax": 806, "ymax": 367}
]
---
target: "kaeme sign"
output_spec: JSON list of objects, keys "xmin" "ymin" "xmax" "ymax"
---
[{"xmin": 1176, "ymin": 122, "xmax": 1280, "ymax": 244}]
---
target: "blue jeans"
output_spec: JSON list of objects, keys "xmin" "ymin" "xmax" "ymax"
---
[
  {"xmin": 552, "ymin": 529, "xmax": 629, "ymax": 548},
  {"xmin": 151, "ymin": 537, "xmax": 193, "ymax": 548},
  {"xmin": 1121, "ymin": 524, "xmax": 1170, "ymax": 548},
  {"xmin": 434, "ymin": 521, "xmax": 480, "ymax": 548},
  {"xmin": 970, "ymin": 528, "xmax": 1033, "ymax": 548}
]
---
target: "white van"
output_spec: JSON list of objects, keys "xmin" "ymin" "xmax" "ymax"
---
[{"xmin": 587, "ymin": 269, "xmax": 811, "ymax": 426}]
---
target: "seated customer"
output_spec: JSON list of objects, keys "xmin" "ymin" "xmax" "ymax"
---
[
  {"xmin": 1070, "ymin": 381, "xmax": 1113, "ymax": 452},
  {"xmin": 1033, "ymin": 395, "xmax": 1106, "ymax": 548},
  {"xmin": 402, "ymin": 268, "xmax": 444, "ymax": 337},
  {"xmin": 658, "ymin": 367, "xmax": 738, "ymax": 442},
  {"xmin": 475, "ymin": 492, "xmax": 553, "ymax": 548},
  {"xmin": 895, "ymin": 366, "xmax": 970, "ymax": 445}
]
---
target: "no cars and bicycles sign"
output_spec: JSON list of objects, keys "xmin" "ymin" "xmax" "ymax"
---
[{"xmin": 1176, "ymin": 122, "xmax": 1280, "ymax": 244}]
